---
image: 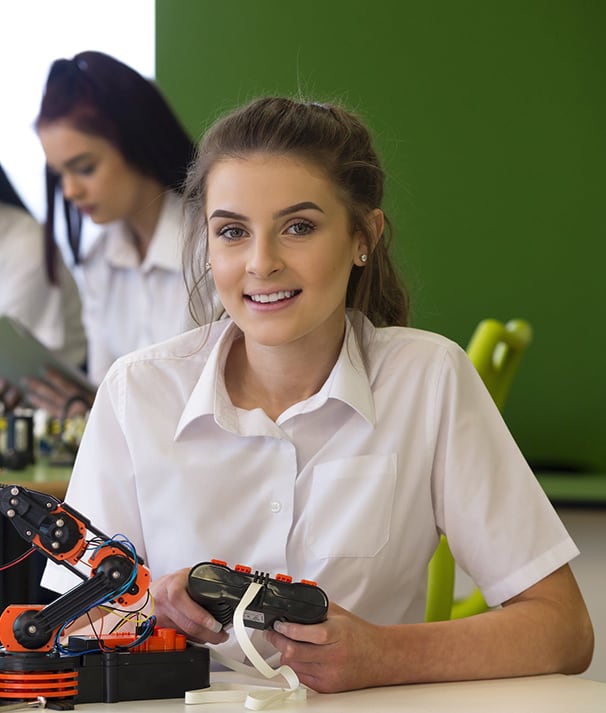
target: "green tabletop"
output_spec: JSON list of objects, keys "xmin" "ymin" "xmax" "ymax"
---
[
  {"xmin": 536, "ymin": 471, "xmax": 606, "ymax": 506},
  {"xmin": 1, "ymin": 461, "xmax": 72, "ymax": 500},
  {"xmin": 4, "ymin": 462, "xmax": 605, "ymax": 508}
]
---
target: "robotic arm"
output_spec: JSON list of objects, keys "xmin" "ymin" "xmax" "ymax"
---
[
  {"xmin": 0, "ymin": 483, "xmax": 150, "ymax": 653},
  {"xmin": 0, "ymin": 482, "xmax": 326, "ymax": 706}
]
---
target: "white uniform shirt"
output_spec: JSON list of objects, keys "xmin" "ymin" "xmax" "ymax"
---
[
  {"xmin": 77, "ymin": 191, "xmax": 218, "ymax": 385},
  {"xmin": 43, "ymin": 314, "xmax": 578, "ymax": 660},
  {"xmin": 0, "ymin": 203, "xmax": 86, "ymax": 367}
]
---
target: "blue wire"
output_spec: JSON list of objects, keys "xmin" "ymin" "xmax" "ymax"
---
[{"xmin": 52, "ymin": 533, "xmax": 146, "ymax": 654}]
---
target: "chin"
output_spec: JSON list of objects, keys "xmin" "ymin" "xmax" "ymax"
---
[{"xmin": 91, "ymin": 215, "xmax": 113, "ymax": 225}]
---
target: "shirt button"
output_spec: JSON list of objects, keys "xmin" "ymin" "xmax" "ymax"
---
[{"xmin": 270, "ymin": 501, "xmax": 282, "ymax": 513}]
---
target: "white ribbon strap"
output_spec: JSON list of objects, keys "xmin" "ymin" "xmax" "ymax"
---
[{"xmin": 185, "ymin": 581, "xmax": 306, "ymax": 709}]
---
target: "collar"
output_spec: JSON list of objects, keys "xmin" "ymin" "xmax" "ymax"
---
[
  {"xmin": 104, "ymin": 191, "xmax": 183, "ymax": 273},
  {"xmin": 174, "ymin": 314, "xmax": 376, "ymax": 441}
]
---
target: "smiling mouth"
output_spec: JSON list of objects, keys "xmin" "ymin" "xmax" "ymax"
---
[{"xmin": 247, "ymin": 290, "xmax": 301, "ymax": 304}]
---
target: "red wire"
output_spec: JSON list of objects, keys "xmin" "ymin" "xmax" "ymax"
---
[{"xmin": 0, "ymin": 546, "xmax": 36, "ymax": 571}]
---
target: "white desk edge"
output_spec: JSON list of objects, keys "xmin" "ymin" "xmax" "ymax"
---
[{"xmin": 73, "ymin": 672, "xmax": 606, "ymax": 712}]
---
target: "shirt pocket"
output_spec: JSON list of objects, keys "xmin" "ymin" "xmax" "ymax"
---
[{"xmin": 306, "ymin": 453, "xmax": 397, "ymax": 558}]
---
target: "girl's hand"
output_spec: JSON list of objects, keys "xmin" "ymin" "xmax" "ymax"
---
[
  {"xmin": 149, "ymin": 567, "xmax": 229, "ymax": 645},
  {"xmin": 0, "ymin": 376, "xmax": 22, "ymax": 411},
  {"xmin": 265, "ymin": 601, "xmax": 386, "ymax": 693},
  {"xmin": 23, "ymin": 368, "xmax": 94, "ymax": 419}
]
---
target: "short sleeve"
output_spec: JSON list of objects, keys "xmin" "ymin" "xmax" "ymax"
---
[{"xmin": 430, "ymin": 344, "xmax": 578, "ymax": 605}]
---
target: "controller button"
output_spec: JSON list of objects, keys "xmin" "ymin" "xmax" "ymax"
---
[
  {"xmin": 235, "ymin": 564, "xmax": 252, "ymax": 574},
  {"xmin": 275, "ymin": 573, "xmax": 292, "ymax": 583},
  {"xmin": 211, "ymin": 559, "xmax": 227, "ymax": 566},
  {"xmin": 300, "ymin": 579, "xmax": 318, "ymax": 586}
]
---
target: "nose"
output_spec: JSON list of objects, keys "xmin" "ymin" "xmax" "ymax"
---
[
  {"xmin": 61, "ymin": 173, "xmax": 84, "ymax": 202},
  {"xmin": 246, "ymin": 235, "xmax": 283, "ymax": 278}
]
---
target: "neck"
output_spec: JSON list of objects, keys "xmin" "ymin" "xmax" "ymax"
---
[
  {"xmin": 126, "ymin": 182, "xmax": 166, "ymax": 260},
  {"xmin": 226, "ymin": 325, "xmax": 346, "ymax": 422}
]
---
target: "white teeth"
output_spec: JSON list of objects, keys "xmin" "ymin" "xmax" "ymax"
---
[{"xmin": 250, "ymin": 290, "xmax": 296, "ymax": 303}]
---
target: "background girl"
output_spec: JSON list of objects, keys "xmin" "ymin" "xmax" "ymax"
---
[{"xmin": 25, "ymin": 51, "xmax": 220, "ymax": 417}]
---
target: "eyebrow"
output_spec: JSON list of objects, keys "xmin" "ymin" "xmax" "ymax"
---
[
  {"xmin": 274, "ymin": 201, "xmax": 324, "ymax": 218},
  {"xmin": 208, "ymin": 201, "xmax": 325, "ymax": 222}
]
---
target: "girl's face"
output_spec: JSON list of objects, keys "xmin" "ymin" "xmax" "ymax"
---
[
  {"xmin": 206, "ymin": 153, "xmax": 373, "ymax": 351},
  {"xmin": 38, "ymin": 121, "xmax": 154, "ymax": 225}
]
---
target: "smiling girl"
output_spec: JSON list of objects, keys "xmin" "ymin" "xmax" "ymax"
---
[{"xmin": 42, "ymin": 97, "xmax": 592, "ymax": 692}]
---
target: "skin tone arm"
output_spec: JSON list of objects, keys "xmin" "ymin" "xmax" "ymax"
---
[
  {"xmin": 149, "ymin": 564, "xmax": 593, "ymax": 693},
  {"xmin": 266, "ymin": 564, "xmax": 594, "ymax": 692}
]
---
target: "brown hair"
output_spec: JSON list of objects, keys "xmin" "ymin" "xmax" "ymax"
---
[{"xmin": 183, "ymin": 97, "xmax": 409, "ymax": 328}]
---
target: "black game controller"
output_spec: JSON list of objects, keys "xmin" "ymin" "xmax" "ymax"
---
[{"xmin": 187, "ymin": 560, "xmax": 329, "ymax": 630}]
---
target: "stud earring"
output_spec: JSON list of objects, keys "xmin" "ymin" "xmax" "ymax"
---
[
  {"xmin": 360, "ymin": 254, "xmax": 368, "ymax": 263},
  {"xmin": 205, "ymin": 262, "xmax": 212, "ymax": 270}
]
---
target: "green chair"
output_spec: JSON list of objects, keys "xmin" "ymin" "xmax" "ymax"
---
[{"xmin": 424, "ymin": 318, "xmax": 534, "ymax": 622}]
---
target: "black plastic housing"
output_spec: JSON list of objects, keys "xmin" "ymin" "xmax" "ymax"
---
[
  {"xmin": 76, "ymin": 646, "xmax": 210, "ymax": 703},
  {"xmin": 187, "ymin": 561, "xmax": 329, "ymax": 630},
  {"xmin": 0, "ymin": 646, "xmax": 209, "ymax": 705}
]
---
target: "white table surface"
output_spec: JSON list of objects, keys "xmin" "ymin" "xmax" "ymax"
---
[{"xmin": 74, "ymin": 672, "xmax": 606, "ymax": 712}]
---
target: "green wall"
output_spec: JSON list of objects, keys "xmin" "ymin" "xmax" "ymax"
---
[{"xmin": 156, "ymin": 0, "xmax": 605, "ymax": 473}]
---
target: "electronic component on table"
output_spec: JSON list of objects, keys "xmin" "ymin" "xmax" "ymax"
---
[{"xmin": 0, "ymin": 483, "xmax": 209, "ymax": 706}]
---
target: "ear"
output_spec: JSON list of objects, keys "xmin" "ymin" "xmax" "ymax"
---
[
  {"xmin": 369, "ymin": 209, "xmax": 384, "ymax": 249},
  {"xmin": 353, "ymin": 209, "xmax": 384, "ymax": 266}
]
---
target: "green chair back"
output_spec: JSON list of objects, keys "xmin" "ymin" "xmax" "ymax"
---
[
  {"xmin": 466, "ymin": 319, "xmax": 534, "ymax": 412},
  {"xmin": 424, "ymin": 318, "xmax": 533, "ymax": 622}
]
